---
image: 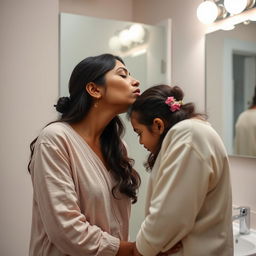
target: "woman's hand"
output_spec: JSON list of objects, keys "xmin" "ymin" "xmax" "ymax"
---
[
  {"xmin": 117, "ymin": 240, "xmax": 182, "ymax": 256},
  {"xmin": 116, "ymin": 241, "xmax": 134, "ymax": 256}
]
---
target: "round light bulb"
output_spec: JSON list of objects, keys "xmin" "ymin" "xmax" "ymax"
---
[
  {"xmin": 129, "ymin": 24, "xmax": 145, "ymax": 43},
  {"xmin": 224, "ymin": 0, "xmax": 247, "ymax": 15},
  {"xmin": 118, "ymin": 29, "xmax": 132, "ymax": 47},
  {"xmin": 197, "ymin": 1, "xmax": 219, "ymax": 24},
  {"xmin": 108, "ymin": 36, "xmax": 121, "ymax": 51}
]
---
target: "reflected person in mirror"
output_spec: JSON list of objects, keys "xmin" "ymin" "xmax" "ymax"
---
[
  {"xmin": 234, "ymin": 86, "xmax": 256, "ymax": 157},
  {"xmin": 128, "ymin": 84, "xmax": 234, "ymax": 256},
  {"xmin": 28, "ymin": 53, "xmax": 143, "ymax": 256}
]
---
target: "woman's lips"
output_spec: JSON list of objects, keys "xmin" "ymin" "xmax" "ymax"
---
[{"xmin": 133, "ymin": 89, "xmax": 141, "ymax": 96}]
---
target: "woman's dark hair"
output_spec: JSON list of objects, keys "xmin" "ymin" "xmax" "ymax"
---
[
  {"xmin": 28, "ymin": 53, "xmax": 140, "ymax": 203},
  {"xmin": 128, "ymin": 84, "xmax": 203, "ymax": 170}
]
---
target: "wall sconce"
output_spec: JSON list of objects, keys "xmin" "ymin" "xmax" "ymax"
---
[
  {"xmin": 108, "ymin": 24, "xmax": 148, "ymax": 53},
  {"xmin": 197, "ymin": 0, "xmax": 256, "ymax": 25}
]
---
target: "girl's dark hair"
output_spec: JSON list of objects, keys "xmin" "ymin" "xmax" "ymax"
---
[
  {"xmin": 128, "ymin": 84, "xmax": 203, "ymax": 170},
  {"xmin": 28, "ymin": 53, "xmax": 140, "ymax": 203}
]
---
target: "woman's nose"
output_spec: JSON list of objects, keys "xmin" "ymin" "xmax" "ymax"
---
[{"xmin": 132, "ymin": 77, "xmax": 140, "ymax": 87}]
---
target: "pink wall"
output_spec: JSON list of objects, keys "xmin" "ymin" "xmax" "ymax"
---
[
  {"xmin": 0, "ymin": 0, "xmax": 59, "ymax": 255},
  {"xmin": 60, "ymin": 0, "xmax": 133, "ymax": 21}
]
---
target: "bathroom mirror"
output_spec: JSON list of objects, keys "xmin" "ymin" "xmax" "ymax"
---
[
  {"xmin": 205, "ymin": 21, "xmax": 256, "ymax": 158},
  {"xmin": 59, "ymin": 12, "xmax": 170, "ymax": 239}
]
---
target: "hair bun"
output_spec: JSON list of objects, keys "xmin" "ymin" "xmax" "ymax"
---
[
  {"xmin": 171, "ymin": 85, "xmax": 184, "ymax": 101},
  {"xmin": 54, "ymin": 97, "xmax": 71, "ymax": 114}
]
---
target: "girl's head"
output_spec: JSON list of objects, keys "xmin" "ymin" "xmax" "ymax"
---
[
  {"xmin": 55, "ymin": 53, "xmax": 140, "ymax": 122},
  {"xmin": 128, "ymin": 84, "xmax": 198, "ymax": 169}
]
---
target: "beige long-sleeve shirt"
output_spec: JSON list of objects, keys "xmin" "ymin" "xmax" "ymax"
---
[
  {"xmin": 235, "ymin": 109, "xmax": 256, "ymax": 157},
  {"xmin": 29, "ymin": 122, "xmax": 131, "ymax": 256},
  {"xmin": 136, "ymin": 119, "xmax": 233, "ymax": 256}
]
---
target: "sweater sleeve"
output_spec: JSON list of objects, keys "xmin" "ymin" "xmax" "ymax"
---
[
  {"xmin": 136, "ymin": 142, "xmax": 213, "ymax": 256},
  {"xmin": 31, "ymin": 141, "xmax": 119, "ymax": 256}
]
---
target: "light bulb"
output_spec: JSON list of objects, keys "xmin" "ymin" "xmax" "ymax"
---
[
  {"xmin": 108, "ymin": 36, "xmax": 121, "ymax": 51},
  {"xmin": 118, "ymin": 29, "xmax": 132, "ymax": 47},
  {"xmin": 224, "ymin": 0, "xmax": 247, "ymax": 15},
  {"xmin": 197, "ymin": 1, "xmax": 219, "ymax": 24},
  {"xmin": 129, "ymin": 24, "xmax": 145, "ymax": 43}
]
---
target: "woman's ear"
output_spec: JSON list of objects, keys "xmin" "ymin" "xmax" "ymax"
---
[
  {"xmin": 152, "ymin": 118, "xmax": 165, "ymax": 135},
  {"xmin": 85, "ymin": 82, "xmax": 102, "ymax": 99}
]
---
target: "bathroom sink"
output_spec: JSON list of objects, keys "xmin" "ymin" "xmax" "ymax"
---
[{"xmin": 233, "ymin": 223, "xmax": 256, "ymax": 256}]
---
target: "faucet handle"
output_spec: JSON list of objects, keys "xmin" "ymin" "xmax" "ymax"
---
[{"xmin": 233, "ymin": 206, "xmax": 250, "ymax": 216}]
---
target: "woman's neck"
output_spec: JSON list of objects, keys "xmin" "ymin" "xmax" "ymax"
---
[{"xmin": 72, "ymin": 108, "xmax": 115, "ymax": 144}]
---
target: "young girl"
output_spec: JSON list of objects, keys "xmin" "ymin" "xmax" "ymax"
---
[{"xmin": 128, "ymin": 84, "xmax": 234, "ymax": 256}]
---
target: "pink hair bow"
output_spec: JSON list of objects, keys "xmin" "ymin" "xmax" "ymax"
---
[{"xmin": 165, "ymin": 96, "xmax": 183, "ymax": 112}]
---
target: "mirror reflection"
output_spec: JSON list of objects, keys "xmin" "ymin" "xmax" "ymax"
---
[{"xmin": 206, "ymin": 21, "xmax": 256, "ymax": 158}]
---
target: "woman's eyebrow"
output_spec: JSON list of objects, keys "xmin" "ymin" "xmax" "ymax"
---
[{"xmin": 116, "ymin": 67, "xmax": 130, "ymax": 75}]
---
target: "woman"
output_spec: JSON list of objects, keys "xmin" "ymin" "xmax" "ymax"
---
[
  {"xmin": 28, "ymin": 53, "xmax": 141, "ymax": 256},
  {"xmin": 128, "ymin": 84, "xmax": 233, "ymax": 256}
]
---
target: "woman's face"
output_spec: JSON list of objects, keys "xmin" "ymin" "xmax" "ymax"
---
[{"xmin": 101, "ymin": 60, "xmax": 140, "ymax": 113}]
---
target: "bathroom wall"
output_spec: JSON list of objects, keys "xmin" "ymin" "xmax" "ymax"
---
[
  {"xmin": 0, "ymin": 0, "xmax": 59, "ymax": 255},
  {"xmin": 1, "ymin": 0, "xmax": 256, "ymax": 255},
  {"xmin": 59, "ymin": 0, "xmax": 133, "ymax": 21}
]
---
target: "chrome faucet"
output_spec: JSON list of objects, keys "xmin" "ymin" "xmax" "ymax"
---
[{"xmin": 232, "ymin": 206, "xmax": 250, "ymax": 235}]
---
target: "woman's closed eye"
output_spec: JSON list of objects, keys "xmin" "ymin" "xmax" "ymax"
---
[{"xmin": 136, "ymin": 132, "xmax": 142, "ymax": 137}]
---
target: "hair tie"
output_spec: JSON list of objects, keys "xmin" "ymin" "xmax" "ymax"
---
[
  {"xmin": 54, "ymin": 97, "xmax": 71, "ymax": 114},
  {"xmin": 165, "ymin": 96, "xmax": 183, "ymax": 112}
]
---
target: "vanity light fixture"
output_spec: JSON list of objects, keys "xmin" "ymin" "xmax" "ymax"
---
[
  {"xmin": 221, "ymin": 24, "xmax": 236, "ymax": 30},
  {"xmin": 197, "ymin": 0, "xmax": 256, "ymax": 25},
  {"xmin": 250, "ymin": 14, "xmax": 256, "ymax": 20},
  {"xmin": 206, "ymin": 6, "xmax": 256, "ymax": 33},
  {"xmin": 109, "ymin": 24, "xmax": 148, "ymax": 53}
]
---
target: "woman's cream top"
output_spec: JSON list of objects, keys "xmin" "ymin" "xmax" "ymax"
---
[
  {"xmin": 136, "ymin": 119, "xmax": 234, "ymax": 256},
  {"xmin": 29, "ymin": 122, "xmax": 130, "ymax": 256}
]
